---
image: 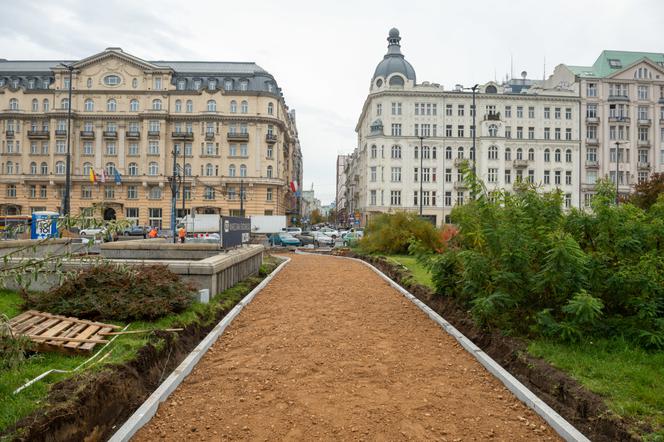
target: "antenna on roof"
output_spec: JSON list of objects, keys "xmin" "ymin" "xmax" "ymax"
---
[{"xmin": 510, "ymin": 53, "xmax": 514, "ymax": 80}]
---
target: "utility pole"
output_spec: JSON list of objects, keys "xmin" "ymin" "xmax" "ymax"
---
[
  {"xmin": 61, "ymin": 64, "xmax": 73, "ymax": 216},
  {"xmin": 240, "ymin": 178, "xmax": 244, "ymax": 216},
  {"xmin": 471, "ymin": 84, "xmax": 478, "ymax": 199},
  {"xmin": 418, "ymin": 136, "xmax": 425, "ymax": 216},
  {"xmin": 170, "ymin": 148, "xmax": 178, "ymax": 243}
]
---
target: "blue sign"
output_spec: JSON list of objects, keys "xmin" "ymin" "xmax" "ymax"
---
[{"xmin": 31, "ymin": 211, "xmax": 59, "ymax": 240}]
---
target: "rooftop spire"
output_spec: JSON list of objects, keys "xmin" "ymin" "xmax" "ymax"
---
[{"xmin": 386, "ymin": 28, "xmax": 403, "ymax": 56}]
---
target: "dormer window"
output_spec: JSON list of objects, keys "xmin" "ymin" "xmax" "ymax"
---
[
  {"xmin": 608, "ymin": 59, "xmax": 622, "ymax": 69},
  {"xmin": 389, "ymin": 75, "xmax": 404, "ymax": 86},
  {"xmin": 208, "ymin": 80, "xmax": 216, "ymax": 90},
  {"xmin": 225, "ymin": 79, "xmax": 233, "ymax": 90},
  {"xmin": 239, "ymin": 80, "xmax": 248, "ymax": 91},
  {"xmin": 177, "ymin": 79, "xmax": 186, "ymax": 90},
  {"xmin": 266, "ymin": 83, "xmax": 274, "ymax": 92},
  {"xmin": 28, "ymin": 79, "xmax": 35, "ymax": 89},
  {"xmin": 375, "ymin": 79, "xmax": 383, "ymax": 88},
  {"xmin": 104, "ymin": 75, "xmax": 121, "ymax": 86},
  {"xmin": 12, "ymin": 79, "xmax": 19, "ymax": 88},
  {"xmin": 193, "ymin": 79, "xmax": 201, "ymax": 90},
  {"xmin": 154, "ymin": 77, "xmax": 162, "ymax": 90}
]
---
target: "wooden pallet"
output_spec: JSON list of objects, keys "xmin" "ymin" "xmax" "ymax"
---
[{"xmin": 9, "ymin": 310, "xmax": 121, "ymax": 355}]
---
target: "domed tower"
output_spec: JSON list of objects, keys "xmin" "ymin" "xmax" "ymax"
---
[{"xmin": 371, "ymin": 28, "xmax": 416, "ymax": 90}]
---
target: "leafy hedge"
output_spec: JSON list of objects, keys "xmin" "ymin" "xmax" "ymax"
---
[
  {"xmin": 359, "ymin": 211, "xmax": 442, "ymax": 255},
  {"xmin": 420, "ymin": 176, "xmax": 664, "ymax": 349},
  {"xmin": 23, "ymin": 263, "xmax": 196, "ymax": 322}
]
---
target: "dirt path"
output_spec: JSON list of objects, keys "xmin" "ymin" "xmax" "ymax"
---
[{"xmin": 133, "ymin": 254, "xmax": 560, "ymax": 441}]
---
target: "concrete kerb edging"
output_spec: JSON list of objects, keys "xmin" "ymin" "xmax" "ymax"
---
[
  {"xmin": 295, "ymin": 251, "xmax": 590, "ymax": 442},
  {"xmin": 108, "ymin": 256, "xmax": 291, "ymax": 442}
]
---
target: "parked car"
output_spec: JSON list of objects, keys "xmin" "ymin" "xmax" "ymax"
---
[
  {"xmin": 312, "ymin": 231, "xmax": 334, "ymax": 246},
  {"xmin": 343, "ymin": 231, "xmax": 362, "ymax": 247},
  {"xmin": 269, "ymin": 232, "xmax": 301, "ymax": 247},
  {"xmin": 123, "ymin": 225, "xmax": 147, "ymax": 236},
  {"xmin": 319, "ymin": 227, "xmax": 339, "ymax": 238},
  {"xmin": 295, "ymin": 231, "xmax": 315, "ymax": 245},
  {"xmin": 79, "ymin": 227, "xmax": 105, "ymax": 236},
  {"xmin": 285, "ymin": 227, "xmax": 303, "ymax": 236}
]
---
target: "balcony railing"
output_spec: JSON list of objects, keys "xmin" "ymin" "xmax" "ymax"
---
[
  {"xmin": 147, "ymin": 130, "xmax": 160, "ymax": 138},
  {"xmin": 5, "ymin": 130, "xmax": 15, "ymax": 138},
  {"xmin": 80, "ymin": 130, "xmax": 95, "ymax": 139},
  {"xmin": 266, "ymin": 133, "xmax": 277, "ymax": 143},
  {"xmin": 607, "ymin": 94, "xmax": 629, "ymax": 102},
  {"xmin": 585, "ymin": 160, "xmax": 599, "ymax": 168},
  {"xmin": 103, "ymin": 131, "xmax": 118, "ymax": 139},
  {"xmin": 171, "ymin": 131, "xmax": 194, "ymax": 141},
  {"xmin": 608, "ymin": 116, "xmax": 630, "ymax": 123},
  {"xmin": 638, "ymin": 161, "xmax": 651, "ymax": 169},
  {"xmin": 637, "ymin": 139, "xmax": 650, "ymax": 147},
  {"xmin": 125, "ymin": 130, "xmax": 140, "ymax": 139},
  {"xmin": 513, "ymin": 159, "xmax": 528, "ymax": 168},
  {"xmin": 638, "ymin": 119, "xmax": 651, "ymax": 126},
  {"xmin": 227, "ymin": 132, "xmax": 249, "ymax": 141},
  {"xmin": 586, "ymin": 138, "xmax": 599, "ymax": 145},
  {"xmin": 483, "ymin": 112, "xmax": 501, "ymax": 121},
  {"xmin": 585, "ymin": 116, "xmax": 599, "ymax": 124},
  {"xmin": 205, "ymin": 132, "xmax": 215, "ymax": 141},
  {"xmin": 27, "ymin": 130, "xmax": 50, "ymax": 139},
  {"xmin": 55, "ymin": 129, "xmax": 67, "ymax": 137}
]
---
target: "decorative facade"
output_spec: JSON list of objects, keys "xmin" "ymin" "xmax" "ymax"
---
[{"xmin": 0, "ymin": 47, "xmax": 303, "ymax": 226}]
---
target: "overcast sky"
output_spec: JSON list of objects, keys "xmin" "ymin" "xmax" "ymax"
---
[{"xmin": 2, "ymin": 0, "xmax": 664, "ymax": 204}]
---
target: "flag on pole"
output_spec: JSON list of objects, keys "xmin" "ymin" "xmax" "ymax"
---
[
  {"xmin": 89, "ymin": 168, "xmax": 96, "ymax": 183},
  {"xmin": 289, "ymin": 181, "xmax": 299, "ymax": 193},
  {"xmin": 100, "ymin": 169, "xmax": 106, "ymax": 183},
  {"xmin": 114, "ymin": 169, "xmax": 122, "ymax": 185}
]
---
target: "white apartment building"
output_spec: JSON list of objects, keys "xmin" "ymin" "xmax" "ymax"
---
[
  {"xmin": 547, "ymin": 51, "xmax": 664, "ymax": 207},
  {"xmin": 351, "ymin": 29, "xmax": 580, "ymax": 226}
]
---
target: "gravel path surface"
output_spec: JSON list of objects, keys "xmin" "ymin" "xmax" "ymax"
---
[{"xmin": 134, "ymin": 253, "xmax": 560, "ymax": 441}]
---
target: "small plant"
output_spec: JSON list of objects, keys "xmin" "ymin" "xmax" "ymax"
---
[
  {"xmin": 0, "ymin": 314, "xmax": 33, "ymax": 369},
  {"xmin": 359, "ymin": 211, "xmax": 442, "ymax": 255}
]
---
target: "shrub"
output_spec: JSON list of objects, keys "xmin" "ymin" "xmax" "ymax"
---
[
  {"xmin": 23, "ymin": 263, "xmax": 196, "ymax": 322},
  {"xmin": 359, "ymin": 211, "xmax": 442, "ymax": 255}
]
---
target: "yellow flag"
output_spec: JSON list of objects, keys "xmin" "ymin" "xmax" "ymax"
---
[{"xmin": 89, "ymin": 168, "xmax": 95, "ymax": 183}]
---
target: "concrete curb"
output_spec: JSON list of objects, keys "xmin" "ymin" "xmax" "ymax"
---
[
  {"xmin": 108, "ymin": 257, "xmax": 291, "ymax": 442},
  {"xmin": 296, "ymin": 251, "xmax": 589, "ymax": 442}
]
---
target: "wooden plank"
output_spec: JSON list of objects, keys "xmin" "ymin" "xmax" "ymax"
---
[
  {"xmin": 21, "ymin": 318, "xmax": 60, "ymax": 337},
  {"xmin": 8, "ymin": 311, "xmax": 34, "ymax": 326},
  {"xmin": 32, "ymin": 320, "xmax": 73, "ymax": 344},
  {"xmin": 13, "ymin": 315, "xmax": 48, "ymax": 334},
  {"xmin": 28, "ymin": 311, "xmax": 120, "ymax": 329},
  {"xmin": 64, "ymin": 325, "xmax": 100, "ymax": 349},
  {"xmin": 98, "ymin": 328, "xmax": 183, "ymax": 336},
  {"xmin": 60, "ymin": 322, "xmax": 88, "ymax": 339},
  {"xmin": 24, "ymin": 334, "xmax": 108, "ymax": 344},
  {"xmin": 80, "ymin": 327, "xmax": 112, "ymax": 351}
]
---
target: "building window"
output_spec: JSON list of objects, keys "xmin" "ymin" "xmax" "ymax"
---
[
  {"xmin": 391, "ymin": 145, "xmax": 401, "ymax": 159},
  {"xmin": 391, "ymin": 102, "xmax": 402, "ymax": 115},
  {"xmin": 565, "ymin": 108, "xmax": 572, "ymax": 120},
  {"xmin": 554, "ymin": 149, "xmax": 561, "ymax": 162},
  {"xmin": 487, "ymin": 168, "xmax": 497, "ymax": 183},
  {"xmin": 105, "ymin": 142, "xmax": 116, "ymax": 156},
  {"xmin": 268, "ymin": 102, "xmax": 274, "ymax": 115},
  {"xmin": 544, "ymin": 170, "xmax": 550, "ymax": 184},
  {"xmin": 391, "ymin": 124, "xmax": 402, "ymax": 136},
  {"xmin": 40, "ymin": 162, "xmax": 48, "ymax": 174},
  {"xmin": 103, "ymin": 75, "xmax": 121, "ymax": 86},
  {"xmin": 148, "ymin": 141, "xmax": 159, "ymax": 155},
  {"xmin": 565, "ymin": 149, "xmax": 572, "ymax": 162},
  {"xmin": 488, "ymin": 145, "xmax": 498, "ymax": 160},
  {"xmin": 390, "ymin": 190, "xmax": 401, "ymax": 206},
  {"xmin": 391, "ymin": 167, "xmax": 401, "ymax": 182},
  {"xmin": 128, "ymin": 162, "xmax": 138, "ymax": 176},
  {"xmin": 266, "ymin": 188, "xmax": 273, "ymax": 201},
  {"xmin": 587, "ymin": 147, "xmax": 597, "ymax": 162},
  {"xmin": 207, "ymin": 100, "xmax": 216, "ymax": 112},
  {"xmin": 555, "ymin": 170, "xmax": 561, "ymax": 185},
  {"xmin": 566, "ymin": 170, "xmax": 572, "ymax": 185},
  {"xmin": 266, "ymin": 165, "xmax": 273, "ymax": 178},
  {"xmin": 241, "ymin": 100, "xmax": 248, "ymax": 113},
  {"xmin": 638, "ymin": 85, "xmax": 649, "ymax": 100},
  {"xmin": 148, "ymin": 162, "xmax": 158, "ymax": 176},
  {"xmin": 186, "ymin": 100, "xmax": 193, "ymax": 112},
  {"xmin": 516, "ymin": 148, "xmax": 523, "ymax": 160},
  {"xmin": 55, "ymin": 161, "xmax": 65, "ymax": 175},
  {"xmin": 84, "ymin": 99, "xmax": 94, "ymax": 111},
  {"xmin": 128, "ymin": 99, "xmax": 138, "ymax": 112},
  {"xmin": 528, "ymin": 148, "xmax": 535, "ymax": 161},
  {"xmin": 587, "ymin": 83, "xmax": 597, "ymax": 97},
  {"xmin": 203, "ymin": 186, "xmax": 215, "ymax": 200}
]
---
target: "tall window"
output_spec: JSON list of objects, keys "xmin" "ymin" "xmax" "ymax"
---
[
  {"xmin": 207, "ymin": 100, "xmax": 216, "ymax": 112},
  {"xmin": 130, "ymin": 99, "xmax": 139, "ymax": 111},
  {"xmin": 186, "ymin": 100, "xmax": 193, "ymax": 113},
  {"xmin": 229, "ymin": 164, "xmax": 236, "ymax": 177},
  {"xmin": 230, "ymin": 100, "xmax": 237, "ymax": 113},
  {"xmin": 268, "ymin": 103, "xmax": 274, "ymax": 115},
  {"xmin": 240, "ymin": 164, "xmax": 247, "ymax": 177},
  {"xmin": 84, "ymin": 99, "xmax": 94, "ymax": 111},
  {"xmin": 31, "ymin": 99, "xmax": 39, "ymax": 111},
  {"xmin": 128, "ymin": 163, "xmax": 138, "ymax": 176},
  {"xmin": 488, "ymin": 145, "xmax": 498, "ymax": 160},
  {"xmin": 148, "ymin": 162, "xmax": 158, "ymax": 175},
  {"xmin": 9, "ymin": 98, "xmax": 19, "ymax": 110},
  {"xmin": 152, "ymin": 99, "xmax": 162, "ymax": 110},
  {"xmin": 266, "ymin": 165, "xmax": 273, "ymax": 178},
  {"xmin": 241, "ymin": 100, "xmax": 248, "ymax": 113},
  {"xmin": 175, "ymin": 100, "xmax": 181, "ymax": 112},
  {"xmin": 43, "ymin": 99, "xmax": 49, "ymax": 112},
  {"xmin": 391, "ymin": 145, "xmax": 401, "ymax": 159},
  {"xmin": 55, "ymin": 161, "xmax": 65, "ymax": 175},
  {"xmin": 107, "ymin": 99, "xmax": 116, "ymax": 112},
  {"xmin": 505, "ymin": 147, "xmax": 511, "ymax": 161}
]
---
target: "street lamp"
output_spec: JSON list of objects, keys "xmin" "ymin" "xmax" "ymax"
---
[
  {"xmin": 418, "ymin": 135, "xmax": 425, "ymax": 216},
  {"xmin": 462, "ymin": 84, "xmax": 479, "ymax": 199},
  {"xmin": 59, "ymin": 63, "xmax": 74, "ymax": 216}
]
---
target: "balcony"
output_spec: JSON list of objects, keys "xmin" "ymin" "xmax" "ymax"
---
[
  {"xmin": 205, "ymin": 132, "xmax": 215, "ymax": 141},
  {"xmin": 638, "ymin": 161, "xmax": 651, "ymax": 170},
  {"xmin": 638, "ymin": 119, "xmax": 651, "ymax": 126},
  {"xmin": 5, "ymin": 130, "xmax": 15, "ymax": 138},
  {"xmin": 585, "ymin": 116, "xmax": 599, "ymax": 124},
  {"xmin": 27, "ymin": 130, "xmax": 50, "ymax": 140},
  {"xmin": 483, "ymin": 112, "xmax": 501, "ymax": 121},
  {"xmin": 266, "ymin": 133, "xmax": 278, "ymax": 144},
  {"xmin": 171, "ymin": 131, "xmax": 194, "ymax": 141},
  {"xmin": 227, "ymin": 132, "xmax": 249, "ymax": 141},
  {"xmin": 103, "ymin": 131, "xmax": 118, "ymax": 140},
  {"xmin": 147, "ymin": 130, "xmax": 160, "ymax": 138},
  {"xmin": 453, "ymin": 181, "xmax": 468, "ymax": 190},
  {"xmin": 585, "ymin": 160, "xmax": 599, "ymax": 169},
  {"xmin": 453, "ymin": 158, "xmax": 468, "ymax": 167},
  {"xmin": 607, "ymin": 95, "xmax": 629, "ymax": 102},
  {"xmin": 55, "ymin": 129, "xmax": 67, "ymax": 137},
  {"xmin": 513, "ymin": 159, "xmax": 528, "ymax": 168},
  {"xmin": 80, "ymin": 130, "xmax": 95, "ymax": 139},
  {"xmin": 608, "ymin": 116, "xmax": 630, "ymax": 123},
  {"xmin": 125, "ymin": 130, "xmax": 140, "ymax": 140},
  {"xmin": 586, "ymin": 138, "xmax": 599, "ymax": 145},
  {"xmin": 637, "ymin": 139, "xmax": 650, "ymax": 147}
]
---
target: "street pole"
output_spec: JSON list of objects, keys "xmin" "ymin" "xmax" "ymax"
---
[
  {"xmin": 62, "ymin": 64, "xmax": 73, "ymax": 216},
  {"xmin": 615, "ymin": 141, "xmax": 620, "ymax": 205},
  {"xmin": 471, "ymin": 84, "xmax": 478, "ymax": 199},
  {"xmin": 170, "ymin": 148, "xmax": 178, "ymax": 243},
  {"xmin": 240, "ymin": 178, "xmax": 244, "ymax": 216},
  {"xmin": 418, "ymin": 136, "xmax": 424, "ymax": 216}
]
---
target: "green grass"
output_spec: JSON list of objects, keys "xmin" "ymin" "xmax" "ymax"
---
[
  {"xmin": 385, "ymin": 255, "xmax": 434, "ymax": 289},
  {"xmin": 0, "ymin": 256, "xmax": 282, "ymax": 435},
  {"xmin": 529, "ymin": 338, "xmax": 664, "ymax": 439}
]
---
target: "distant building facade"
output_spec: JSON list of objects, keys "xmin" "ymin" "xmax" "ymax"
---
[
  {"xmin": 0, "ymin": 48, "xmax": 302, "ymax": 226},
  {"xmin": 335, "ymin": 154, "xmax": 349, "ymax": 225}
]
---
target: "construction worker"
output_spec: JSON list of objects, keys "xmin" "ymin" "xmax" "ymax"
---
[
  {"xmin": 148, "ymin": 227, "xmax": 158, "ymax": 238},
  {"xmin": 178, "ymin": 225, "xmax": 186, "ymax": 243}
]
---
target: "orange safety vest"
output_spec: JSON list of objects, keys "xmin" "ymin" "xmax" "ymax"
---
[
  {"xmin": 148, "ymin": 229, "xmax": 158, "ymax": 238},
  {"xmin": 178, "ymin": 227, "xmax": 186, "ymax": 238}
]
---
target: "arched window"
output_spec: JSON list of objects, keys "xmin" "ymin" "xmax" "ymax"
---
[
  {"xmin": 107, "ymin": 99, "xmax": 116, "ymax": 112},
  {"xmin": 152, "ymin": 99, "xmax": 162, "ymax": 110},
  {"xmin": 43, "ymin": 99, "xmax": 49, "ymax": 112},
  {"xmin": 30, "ymin": 162, "xmax": 37, "ymax": 174},
  {"xmin": 528, "ymin": 148, "xmax": 535, "ymax": 161},
  {"xmin": 266, "ymin": 165, "xmax": 273, "ymax": 178},
  {"xmin": 128, "ymin": 162, "xmax": 138, "ymax": 176},
  {"xmin": 267, "ymin": 103, "xmax": 274, "ymax": 115},
  {"xmin": 391, "ymin": 145, "xmax": 401, "ymax": 159},
  {"xmin": 61, "ymin": 98, "xmax": 69, "ymax": 110},
  {"xmin": 389, "ymin": 75, "xmax": 405, "ymax": 86},
  {"xmin": 132, "ymin": 78, "xmax": 138, "ymax": 88},
  {"xmin": 229, "ymin": 164, "xmax": 236, "ymax": 177},
  {"xmin": 230, "ymin": 100, "xmax": 237, "ymax": 113},
  {"xmin": 184, "ymin": 163, "xmax": 192, "ymax": 176},
  {"xmin": 55, "ymin": 161, "xmax": 65, "ymax": 175},
  {"xmin": 207, "ymin": 100, "xmax": 216, "ymax": 112},
  {"xmin": 6, "ymin": 161, "xmax": 14, "ymax": 174},
  {"xmin": 470, "ymin": 146, "xmax": 475, "ymax": 160},
  {"xmin": 446, "ymin": 146, "xmax": 452, "ymax": 160},
  {"xmin": 83, "ymin": 162, "xmax": 92, "ymax": 176},
  {"xmin": 205, "ymin": 163, "xmax": 213, "ymax": 176},
  {"xmin": 240, "ymin": 164, "xmax": 247, "ymax": 177},
  {"xmin": 130, "ymin": 99, "xmax": 139, "ymax": 112},
  {"xmin": 488, "ymin": 145, "xmax": 498, "ymax": 160},
  {"xmin": 565, "ymin": 149, "xmax": 572, "ymax": 163},
  {"xmin": 148, "ymin": 162, "xmax": 158, "ymax": 176},
  {"xmin": 84, "ymin": 99, "xmax": 94, "ymax": 111},
  {"xmin": 505, "ymin": 147, "xmax": 511, "ymax": 161},
  {"xmin": 370, "ymin": 145, "xmax": 377, "ymax": 158},
  {"xmin": 31, "ymin": 99, "xmax": 39, "ymax": 111},
  {"xmin": 555, "ymin": 149, "xmax": 561, "ymax": 162},
  {"xmin": 86, "ymin": 78, "xmax": 92, "ymax": 88},
  {"xmin": 414, "ymin": 145, "xmax": 419, "ymax": 159},
  {"xmin": 9, "ymin": 98, "xmax": 18, "ymax": 110},
  {"xmin": 40, "ymin": 162, "xmax": 48, "ymax": 175},
  {"xmin": 457, "ymin": 146, "xmax": 464, "ymax": 159},
  {"xmin": 516, "ymin": 148, "xmax": 523, "ymax": 160},
  {"xmin": 173, "ymin": 100, "xmax": 181, "ymax": 113},
  {"xmin": 544, "ymin": 148, "xmax": 551, "ymax": 162},
  {"xmin": 105, "ymin": 162, "xmax": 116, "ymax": 176},
  {"xmin": 422, "ymin": 146, "xmax": 430, "ymax": 159},
  {"xmin": 186, "ymin": 100, "xmax": 193, "ymax": 113},
  {"xmin": 431, "ymin": 146, "xmax": 437, "ymax": 159},
  {"xmin": 485, "ymin": 85, "xmax": 498, "ymax": 93},
  {"xmin": 488, "ymin": 124, "xmax": 498, "ymax": 137},
  {"xmin": 241, "ymin": 100, "xmax": 248, "ymax": 113}
]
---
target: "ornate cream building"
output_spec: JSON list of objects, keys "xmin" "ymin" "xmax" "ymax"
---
[
  {"xmin": 0, "ymin": 47, "xmax": 303, "ymax": 227},
  {"xmin": 348, "ymin": 29, "xmax": 580, "ymax": 226}
]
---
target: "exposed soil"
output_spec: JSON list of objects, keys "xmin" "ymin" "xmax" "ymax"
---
[
  {"xmin": 349, "ymin": 252, "xmax": 638, "ymax": 442},
  {"xmin": 134, "ymin": 254, "xmax": 560, "ymax": 441}
]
